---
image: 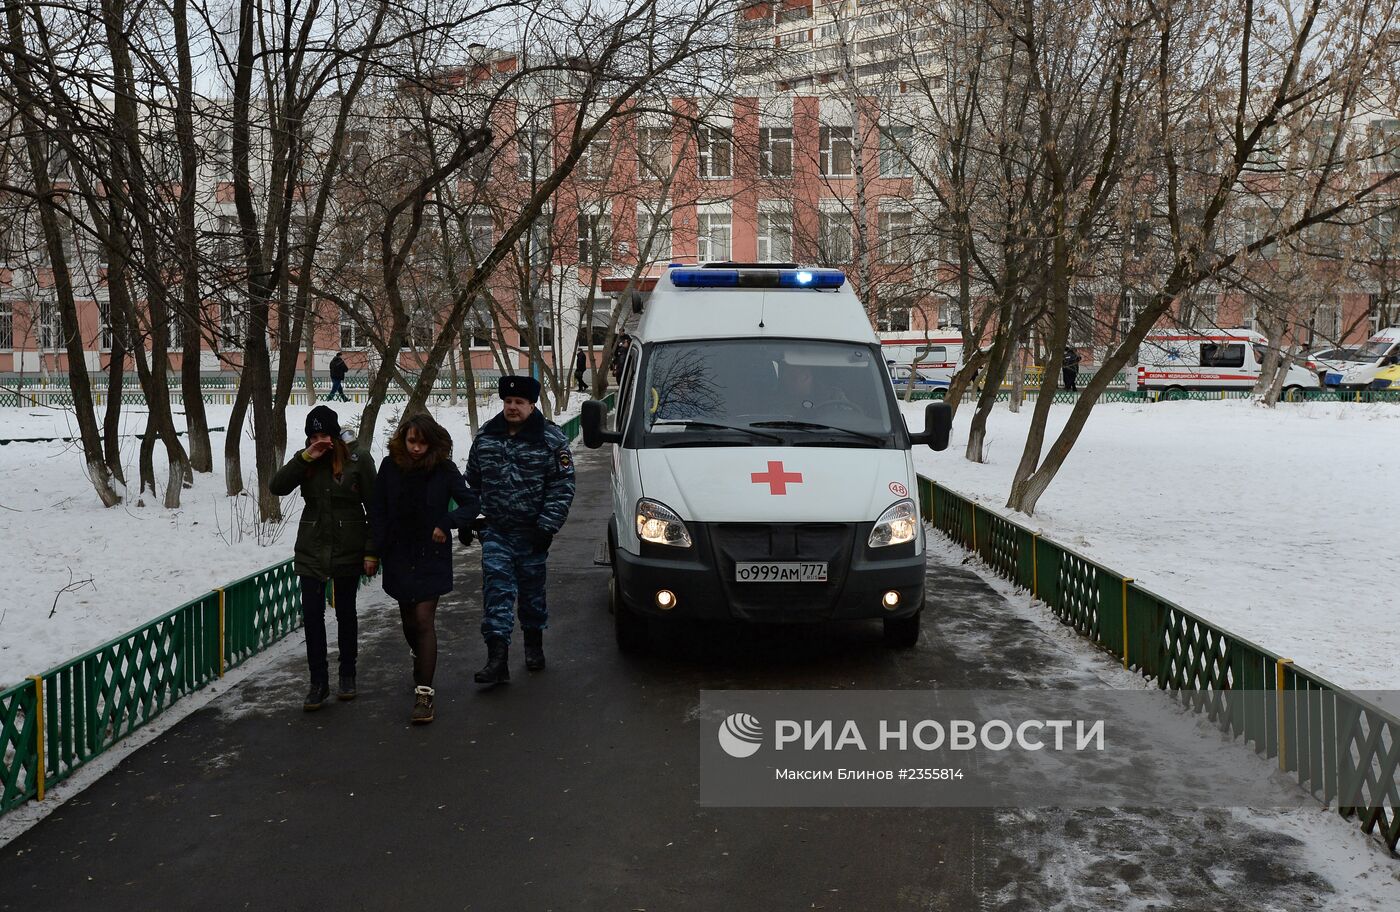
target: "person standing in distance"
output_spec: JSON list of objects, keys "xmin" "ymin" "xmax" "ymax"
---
[
  {"xmin": 328, "ymin": 351, "xmax": 350, "ymax": 402},
  {"xmin": 573, "ymin": 347, "xmax": 589, "ymax": 393},
  {"xmin": 371, "ymin": 414, "xmax": 478, "ymax": 724},
  {"xmin": 270, "ymin": 405, "xmax": 377, "ymax": 710},
  {"xmin": 1062, "ymin": 345, "xmax": 1082, "ymax": 393},
  {"xmin": 467, "ymin": 375, "xmax": 576, "ymax": 684}
]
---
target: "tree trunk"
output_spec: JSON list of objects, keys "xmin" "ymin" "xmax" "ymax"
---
[
  {"xmin": 174, "ymin": 0, "xmax": 213, "ymax": 474},
  {"xmin": 224, "ymin": 374, "xmax": 253, "ymax": 496},
  {"xmin": 5, "ymin": 0, "xmax": 120, "ymax": 507},
  {"xmin": 1008, "ymin": 342, "xmax": 1025, "ymax": 414}
]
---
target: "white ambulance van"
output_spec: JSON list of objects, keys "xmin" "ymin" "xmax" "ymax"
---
[
  {"xmin": 1136, "ymin": 328, "xmax": 1319, "ymax": 398},
  {"xmin": 878, "ymin": 331, "xmax": 966, "ymax": 385},
  {"xmin": 1332, "ymin": 327, "xmax": 1400, "ymax": 389},
  {"xmin": 580, "ymin": 264, "xmax": 953, "ymax": 652}
]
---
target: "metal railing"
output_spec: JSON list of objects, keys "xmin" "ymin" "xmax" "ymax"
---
[
  {"xmin": 917, "ymin": 475, "xmax": 1400, "ymax": 853},
  {"xmin": 0, "ymin": 393, "xmax": 613, "ymax": 817}
]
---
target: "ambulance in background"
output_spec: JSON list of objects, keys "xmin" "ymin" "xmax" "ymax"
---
[
  {"xmin": 878, "ymin": 331, "xmax": 966, "ymax": 386},
  {"xmin": 580, "ymin": 264, "xmax": 952, "ymax": 653},
  {"xmin": 1329, "ymin": 327, "xmax": 1400, "ymax": 389},
  {"xmin": 1136, "ymin": 328, "xmax": 1320, "ymax": 398}
]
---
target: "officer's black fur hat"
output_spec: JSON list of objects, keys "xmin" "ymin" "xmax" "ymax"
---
[
  {"xmin": 305, "ymin": 404, "xmax": 340, "ymax": 438},
  {"xmin": 499, "ymin": 374, "xmax": 541, "ymax": 403}
]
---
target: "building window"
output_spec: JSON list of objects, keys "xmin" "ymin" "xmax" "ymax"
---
[
  {"xmin": 520, "ymin": 216, "xmax": 552, "ymax": 269},
  {"xmin": 1118, "ymin": 292, "xmax": 1146, "ymax": 340},
  {"xmin": 345, "ymin": 128, "xmax": 371, "ymax": 171},
  {"xmin": 0, "ymin": 301, "xmax": 11, "ymax": 349},
  {"xmin": 339, "ymin": 310, "xmax": 369, "ymax": 349},
  {"xmin": 516, "ymin": 128, "xmax": 552, "ymax": 181},
  {"xmin": 697, "ymin": 126, "xmax": 732, "ymax": 179},
  {"xmin": 584, "ymin": 127, "xmax": 613, "ymax": 180},
  {"xmin": 220, "ymin": 300, "xmax": 245, "ymax": 347},
  {"xmin": 757, "ymin": 209, "xmax": 793, "ymax": 262},
  {"xmin": 878, "ymin": 210, "xmax": 913, "ymax": 262},
  {"xmin": 637, "ymin": 126, "xmax": 671, "ymax": 179},
  {"xmin": 818, "ymin": 209, "xmax": 853, "ymax": 264},
  {"xmin": 759, "ymin": 127, "xmax": 793, "ymax": 177},
  {"xmin": 526, "ymin": 298, "xmax": 554, "ymax": 349},
  {"xmin": 98, "ymin": 300, "xmax": 114, "ymax": 351},
  {"xmin": 464, "ymin": 213, "xmax": 493, "ymax": 263},
  {"xmin": 37, "ymin": 299, "xmax": 66, "ymax": 350},
  {"xmin": 876, "ymin": 299, "xmax": 912, "ymax": 332},
  {"xmin": 879, "ymin": 125, "xmax": 914, "ymax": 177},
  {"xmin": 1313, "ymin": 299, "xmax": 1342, "ymax": 343},
  {"xmin": 1070, "ymin": 294, "xmax": 1096, "ymax": 347},
  {"xmin": 696, "ymin": 207, "xmax": 732, "ymax": 263},
  {"xmin": 1370, "ymin": 293, "xmax": 1395, "ymax": 335},
  {"xmin": 407, "ymin": 307, "xmax": 434, "ymax": 348},
  {"xmin": 581, "ymin": 298, "xmax": 613, "ymax": 346},
  {"xmin": 468, "ymin": 297, "xmax": 495, "ymax": 348},
  {"xmin": 577, "ymin": 211, "xmax": 612, "ymax": 263},
  {"xmin": 208, "ymin": 128, "xmax": 231, "ymax": 178},
  {"xmin": 636, "ymin": 204, "xmax": 672, "ymax": 262},
  {"xmin": 819, "ymin": 126, "xmax": 853, "ymax": 177}
]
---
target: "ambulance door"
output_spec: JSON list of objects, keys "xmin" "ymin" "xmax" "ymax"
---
[{"xmin": 612, "ymin": 346, "xmax": 641, "ymax": 552}]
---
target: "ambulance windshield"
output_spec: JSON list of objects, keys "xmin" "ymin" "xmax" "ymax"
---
[{"xmin": 641, "ymin": 339, "xmax": 896, "ymax": 444}]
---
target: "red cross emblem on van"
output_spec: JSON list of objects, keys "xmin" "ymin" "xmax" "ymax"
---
[{"xmin": 751, "ymin": 460, "xmax": 803, "ymax": 495}]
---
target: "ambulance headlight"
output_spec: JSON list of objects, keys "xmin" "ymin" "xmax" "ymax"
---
[
  {"xmin": 869, "ymin": 499, "xmax": 918, "ymax": 548},
  {"xmin": 636, "ymin": 498, "xmax": 692, "ymax": 548}
]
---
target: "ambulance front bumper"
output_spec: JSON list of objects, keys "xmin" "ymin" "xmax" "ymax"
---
[{"xmin": 614, "ymin": 521, "xmax": 926, "ymax": 622}]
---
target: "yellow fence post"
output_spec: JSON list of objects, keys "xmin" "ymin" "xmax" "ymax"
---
[
  {"xmin": 1121, "ymin": 578, "xmax": 1134, "ymax": 669},
  {"xmin": 1032, "ymin": 533, "xmax": 1040, "ymax": 597},
  {"xmin": 27, "ymin": 676, "xmax": 45, "ymax": 801},
  {"xmin": 1276, "ymin": 658, "xmax": 1294, "ymax": 770},
  {"xmin": 217, "ymin": 588, "xmax": 226, "ymax": 678}
]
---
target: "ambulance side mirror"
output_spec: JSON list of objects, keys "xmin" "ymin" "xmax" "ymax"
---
[
  {"xmin": 581, "ymin": 399, "xmax": 621, "ymax": 449},
  {"xmin": 908, "ymin": 401, "xmax": 952, "ymax": 451}
]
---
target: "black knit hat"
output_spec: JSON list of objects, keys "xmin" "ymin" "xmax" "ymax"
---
[
  {"xmin": 499, "ymin": 375, "xmax": 541, "ymax": 403},
  {"xmin": 305, "ymin": 405, "xmax": 340, "ymax": 438}
]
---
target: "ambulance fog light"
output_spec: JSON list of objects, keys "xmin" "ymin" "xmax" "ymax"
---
[
  {"xmin": 869, "ymin": 499, "xmax": 918, "ymax": 547},
  {"xmin": 655, "ymin": 589, "xmax": 677, "ymax": 610},
  {"xmin": 636, "ymin": 498, "xmax": 693, "ymax": 548},
  {"xmin": 882, "ymin": 590, "xmax": 901, "ymax": 610}
]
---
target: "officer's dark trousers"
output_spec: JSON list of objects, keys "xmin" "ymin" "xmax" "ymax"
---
[
  {"xmin": 329, "ymin": 378, "xmax": 348, "ymax": 401},
  {"xmin": 1062, "ymin": 367, "xmax": 1078, "ymax": 392},
  {"xmin": 300, "ymin": 574, "xmax": 360, "ymax": 684},
  {"xmin": 480, "ymin": 530, "xmax": 548, "ymax": 644}
]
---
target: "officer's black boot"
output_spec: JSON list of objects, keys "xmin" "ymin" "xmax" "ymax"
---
[
  {"xmin": 337, "ymin": 673, "xmax": 356, "ymax": 701},
  {"xmin": 474, "ymin": 638, "xmax": 510, "ymax": 685},
  {"xmin": 524, "ymin": 629, "xmax": 546, "ymax": 671}
]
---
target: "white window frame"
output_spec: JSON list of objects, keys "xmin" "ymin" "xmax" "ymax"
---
[
  {"xmin": 759, "ymin": 127, "xmax": 793, "ymax": 178},
  {"xmin": 878, "ymin": 208, "xmax": 913, "ymax": 263},
  {"xmin": 516, "ymin": 128, "xmax": 552, "ymax": 182},
  {"xmin": 637, "ymin": 125, "xmax": 671, "ymax": 180},
  {"xmin": 697, "ymin": 126, "xmax": 732, "ymax": 179},
  {"xmin": 818, "ymin": 207, "xmax": 853, "ymax": 265},
  {"xmin": 577, "ymin": 207, "xmax": 612, "ymax": 264},
  {"xmin": 879, "ymin": 124, "xmax": 914, "ymax": 177},
  {"xmin": 339, "ymin": 309, "xmax": 370, "ymax": 350},
  {"xmin": 819, "ymin": 125, "xmax": 854, "ymax": 177},
  {"xmin": 757, "ymin": 204, "xmax": 793, "ymax": 262},
  {"xmin": 696, "ymin": 204, "xmax": 732, "ymax": 263},
  {"xmin": 636, "ymin": 202, "xmax": 672, "ymax": 262},
  {"xmin": 0, "ymin": 300, "xmax": 12, "ymax": 350}
]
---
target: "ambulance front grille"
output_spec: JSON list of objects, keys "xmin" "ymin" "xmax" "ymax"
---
[{"xmin": 707, "ymin": 522, "xmax": 854, "ymax": 619}]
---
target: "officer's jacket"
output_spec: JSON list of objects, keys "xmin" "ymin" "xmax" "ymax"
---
[
  {"xmin": 269, "ymin": 443, "xmax": 376, "ymax": 581},
  {"xmin": 466, "ymin": 410, "xmax": 576, "ymax": 534}
]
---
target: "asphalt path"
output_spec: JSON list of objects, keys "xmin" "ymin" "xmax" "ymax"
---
[{"xmin": 0, "ymin": 449, "xmax": 1356, "ymax": 911}]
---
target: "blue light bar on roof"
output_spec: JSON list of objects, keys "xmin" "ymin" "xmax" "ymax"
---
[{"xmin": 669, "ymin": 268, "xmax": 846, "ymax": 289}]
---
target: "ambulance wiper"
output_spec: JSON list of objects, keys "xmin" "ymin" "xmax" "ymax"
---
[
  {"xmin": 651, "ymin": 420, "xmax": 785, "ymax": 443},
  {"xmin": 749, "ymin": 420, "xmax": 886, "ymax": 445}
]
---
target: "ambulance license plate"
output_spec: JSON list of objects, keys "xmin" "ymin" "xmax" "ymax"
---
[{"xmin": 735, "ymin": 562, "xmax": 828, "ymax": 582}]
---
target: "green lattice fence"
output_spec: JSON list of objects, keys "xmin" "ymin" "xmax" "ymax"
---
[
  {"xmin": 0, "ymin": 396, "xmax": 610, "ymax": 818},
  {"xmin": 917, "ymin": 475, "xmax": 1400, "ymax": 853}
]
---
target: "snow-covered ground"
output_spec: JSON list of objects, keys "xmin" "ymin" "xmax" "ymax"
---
[
  {"xmin": 908, "ymin": 398, "xmax": 1400, "ymax": 691},
  {"xmin": 0, "ymin": 394, "xmax": 584, "ymax": 688}
]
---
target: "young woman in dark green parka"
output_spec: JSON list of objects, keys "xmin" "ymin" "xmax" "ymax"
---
[{"xmin": 270, "ymin": 405, "xmax": 378, "ymax": 710}]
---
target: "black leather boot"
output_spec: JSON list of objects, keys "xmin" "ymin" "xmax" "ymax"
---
[
  {"xmin": 337, "ymin": 674, "xmax": 356, "ymax": 701},
  {"xmin": 523, "ymin": 629, "xmax": 546, "ymax": 671},
  {"xmin": 474, "ymin": 638, "xmax": 510, "ymax": 685},
  {"xmin": 304, "ymin": 680, "xmax": 330, "ymax": 711}
]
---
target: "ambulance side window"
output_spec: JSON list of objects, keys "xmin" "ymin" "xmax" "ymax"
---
[
  {"xmin": 1200, "ymin": 343, "xmax": 1245, "ymax": 368},
  {"xmin": 616, "ymin": 348, "xmax": 639, "ymax": 436}
]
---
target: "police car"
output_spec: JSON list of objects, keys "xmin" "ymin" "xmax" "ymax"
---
[{"xmin": 580, "ymin": 263, "xmax": 952, "ymax": 652}]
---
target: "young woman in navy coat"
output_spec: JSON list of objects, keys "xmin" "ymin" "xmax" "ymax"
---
[{"xmin": 372, "ymin": 413, "xmax": 477, "ymax": 723}]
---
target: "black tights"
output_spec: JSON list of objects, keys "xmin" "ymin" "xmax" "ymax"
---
[{"xmin": 398, "ymin": 599, "xmax": 440, "ymax": 686}]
